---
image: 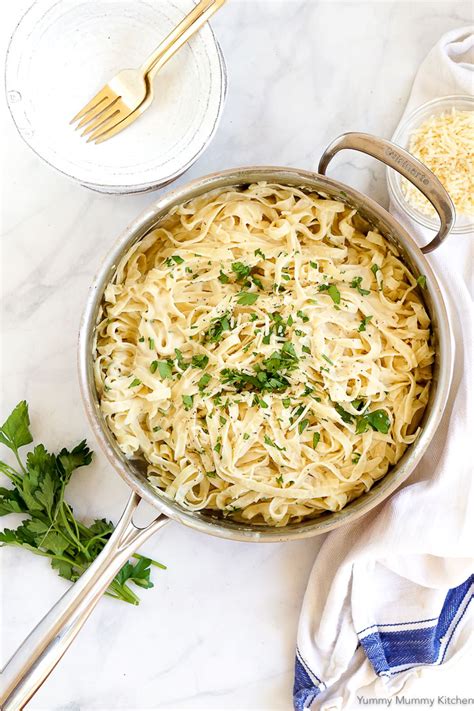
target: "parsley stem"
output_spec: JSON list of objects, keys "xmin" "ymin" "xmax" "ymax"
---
[
  {"xmin": 132, "ymin": 553, "xmax": 167, "ymax": 569},
  {"xmin": 58, "ymin": 500, "xmax": 90, "ymax": 559},
  {"xmin": 12, "ymin": 448, "xmax": 27, "ymax": 477},
  {"xmin": 0, "ymin": 461, "xmax": 23, "ymax": 487}
]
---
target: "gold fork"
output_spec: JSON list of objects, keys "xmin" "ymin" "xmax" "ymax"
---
[{"xmin": 71, "ymin": 0, "xmax": 226, "ymax": 144}]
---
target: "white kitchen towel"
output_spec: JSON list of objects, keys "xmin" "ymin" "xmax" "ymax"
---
[{"xmin": 294, "ymin": 27, "xmax": 474, "ymax": 711}]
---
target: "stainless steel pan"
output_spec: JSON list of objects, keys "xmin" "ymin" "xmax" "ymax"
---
[{"xmin": 1, "ymin": 133, "xmax": 455, "ymax": 709}]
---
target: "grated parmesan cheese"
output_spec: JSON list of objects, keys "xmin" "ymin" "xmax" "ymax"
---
[{"xmin": 401, "ymin": 107, "xmax": 474, "ymax": 217}]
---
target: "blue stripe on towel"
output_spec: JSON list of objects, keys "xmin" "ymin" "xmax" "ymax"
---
[
  {"xmin": 359, "ymin": 574, "xmax": 473, "ymax": 675},
  {"xmin": 293, "ymin": 575, "xmax": 473, "ymax": 709},
  {"xmin": 293, "ymin": 650, "xmax": 323, "ymax": 711}
]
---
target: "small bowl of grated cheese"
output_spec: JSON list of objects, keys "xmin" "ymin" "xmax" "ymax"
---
[{"xmin": 387, "ymin": 95, "xmax": 473, "ymax": 234}]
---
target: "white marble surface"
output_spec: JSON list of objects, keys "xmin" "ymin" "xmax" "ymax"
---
[{"xmin": 1, "ymin": 1, "xmax": 472, "ymax": 709}]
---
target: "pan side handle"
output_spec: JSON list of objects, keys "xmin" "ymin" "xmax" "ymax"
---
[
  {"xmin": 0, "ymin": 492, "xmax": 169, "ymax": 710},
  {"xmin": 318, "ymin": 132, "xmax": 455, "ymax": 253}
]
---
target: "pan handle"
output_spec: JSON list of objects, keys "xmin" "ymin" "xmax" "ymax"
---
[
  {"xmin": 0, "ymin": 492, "xmax": 169, "ymax": 710},
  {"xmin": 318, "ymin": 132, "xmax": 455, "ymax": 254}
]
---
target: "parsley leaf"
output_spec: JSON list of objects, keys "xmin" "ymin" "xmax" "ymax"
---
[
  {"xmin": 297, "ymin": 310, "xmax": 309, "ymax": 323},
  {"xmin": 165, "ymin": 255, "xmax": 184, "ymax": 267},
  {"xmin": 182, "ymin": 395, "xmax": 194, "ymax": 410},
  {"xmin": 264, "ymin": 435, "xmax": 285, "ymax": 451},
  {"xmin": 335, "ymin": 403, "xmax": 354, "ymax": 423},
  {"xmin": 204, "ymin": 313, "xmax": 232, "ymax": 343},
  {"xmin": 198, "ymin": 373, "xmax": 211, "ymax": 391},
  {"xmin": 298, "ymin": 419, "xmax": 309, "ymax": 434},
  {"xmin": 356, "ymin": 409, "xmax": 390, "ymax": 434},
  {"xmin": 358, "ymin": 315, "xmax": 373, "ymax": 332},
  {"xmin": 232, "ymin": 262, "xmax": 251, "ymax": 283},
  {"xmin": 237, "ymin": 292, "xmax": 259, "ymax": 306},
  {"xmin": 417, "ymin": 275, "xmax": 427, "ymax": 289},
  {"xmin": 318, "ymin": 283, "xmax": 341, "ymax": 304},
  {"xmin": 156, "ymin": 361, "xmax": 173, "ymax": 379},
  {"xmin": 312, "ymin": 432, "xmax": 320, "ymax": 448},
  {"xmin": 192, "ymin": 354, "xmax": 209, "ymax": 369},
  {"xmin": 350, "ymin": 277, "xmax": 370, "ymax": 296},
  {"xmin": 0, "ymin": 400, "xmax": 33, "ymax": 452}
]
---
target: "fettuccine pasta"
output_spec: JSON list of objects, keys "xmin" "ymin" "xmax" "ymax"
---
[{"xmin": 94, "ymin": 183, "xmax": 433, "ymax": 526}]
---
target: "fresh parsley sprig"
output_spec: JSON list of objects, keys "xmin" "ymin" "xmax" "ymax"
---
[{"xmin": 0, "ymin": 401, "xmax": 165, "ymax": 605}]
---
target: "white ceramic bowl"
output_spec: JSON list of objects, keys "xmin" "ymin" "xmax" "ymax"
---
[
  {"xmin": 387, "ymin": 95, "xmax": 473, "ymax": 235},
  {"xmin": 5, "ymin": 0, "xmax": 227, "ymax": 194}
]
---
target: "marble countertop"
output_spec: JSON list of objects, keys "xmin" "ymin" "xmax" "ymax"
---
[{"xmin": 1, "ymin": 1, "xmax": 472, "ymax": 709}]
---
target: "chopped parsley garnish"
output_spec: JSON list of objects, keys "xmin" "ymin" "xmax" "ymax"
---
[
  {"xmin": 249, "ymin": 313, "xmax": 258, "ymax": 322},
  {"xmin": 148, "ymin": 337, "xmax": 155, "ymax": 350},
  {"xmin": 174, "ymin": 349, "xmax": 189, "ymax": 371},
  {"xmin": 165, "ymin": 255, "xmax": 184, "ymax": 267},
  {"xmin": 150, "ymin": 361, "xmax": 158, "ymax": 374},
  {"xmin": 128, "ymin": 378, "xmax": 141, "ymax": 388},
  {"xmin": 232, "ymin": 261, "xmax": 251, "ymax": 283},
  {"xmin": 271, "ymin": 312, "xmax": 287, "ymax": 335},
  {"xmin": 297, "ymin": 310, "xmax": 309, "ymax": 323},
  {"xmin": 318, "ymin": 283, "xmax": 341, "ymax": 304},
  {"xmin": 254, "ymin": 248, "xmax": 266, "ymax": 259},
  {"xmin": 222, "ymin": 343, "xmax": 298, "ymax": 394},
  {"xmin": 282, "ymin": 397, "xmax": 291, "ymax": 408},
  {"xmin": 243, "ymin": 433, "xmax": 250, "ymax": 440},
  {"xmin": 214, "ymin": 440, "xmax": 222, "ymax": 454},
  {"xmin": 295, "ymin": 330, "xmax": 305, "ymax": 337},
  {"xmin": 192, "ymin": 354, "xmax": 209, "ymax": 369},
  {"xmin": 204, "ymin": 313, "xmax": 232, "ymax": 343},
  {"xmin": 206, "ymin": 471, "xmax": 217, "ymax": 478},
  {"xmin": 198, "ymin": 373, "xmax": 211, "ymax": 391},
  {"xmin": 302, "ymin": 345, "xmax": 311, "ymax": 354},
  {"xmin": 356, "ymin": 409, "xmax": 390, "ymax": 434},
  {"xmin": 371, "ymin": 264, "xmax": 380, "ymax": 276},
  {"xmin": 358, "ymin": 315, "xmax": 373, "ymax": 332},
  {"xmin": 322, "ymin": 354, "xmax": 334, "ymax": 365},
  {"xmin": 182, "ymin": 394, "xmax": 194, "ymax": 410},
  {"xmin": 251, "ymin": 274, "xmax": 264, "ymax": 289},
  {"xmin": 237, "ymin": 291, "xmax": 259, "ymax": 306},
  {"xmin": 156, "ymin": 361, "xmax": 173, "ymax": 379},
  {"xmin": 298, "ymin": 418, "xmax": 309, "ymax": 434},
  {"xmin": 282, "ymin": 274, "xmax": 291, "ymax": 281},
  {"xmin": 335, "ymin": 403, "xmax": 353, "ymax": 423},
  {"xmin": 350, "ymin": 277, "xmax": 370, "ymax": 296},
  {"xmin": 264, "ymin": 435, "xmax": 285, "ymax": 451},
  {"xmin": 352, "ymin": 452, "xmax": 361, "ymax": 464},
  {"xmin": 417, "ymin": 275, "xmax": 427, "ymax": 289},
  {"xmin": 218, "ymin": 270, "xmax": 230, "ymax": 284},
  {"xmin": 138, "ymin": 337, "xmax": 145, "ymax": 343},
  {"xmin": 312, "ymin": 432, "xmax": 320, "ymax": 448},
  {"xmin": 334, "ymin": 403, "xmax": 390, "ymax": 434},
  {"xmin": 287, "ymin": 315, "xmax": 294, "ymax": 326},
  {"xmin": 275, "ymin": 474, "xmax": 284, "ymax": 486},
  {"xmin": 219, "ymin": 415, "xmax": 226, "ymax": 426},
  {"xmin": 310, "ymin": 261, "xmax": 318, "ymax": 269}
]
